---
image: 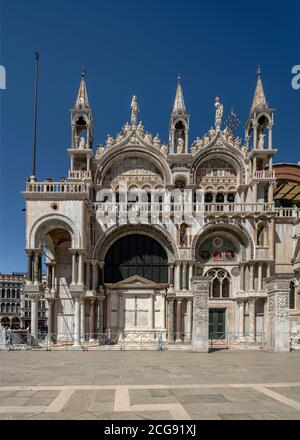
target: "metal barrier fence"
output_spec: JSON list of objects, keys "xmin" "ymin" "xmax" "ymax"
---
[{"xmin": 0, "ymin": 330, "xmax": 269, "ymax": 351}]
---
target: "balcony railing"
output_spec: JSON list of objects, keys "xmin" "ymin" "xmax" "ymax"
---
[
  {"xmin": 25, "ymin": 182, "xmax": 87, "ymax": 194},
  {"xmin": 94, "ymin": 202, "xmax": 278, "ymax": 216},
  {"xmin": 253, "ymin": 170, "xmax": 276, "ymax": 179},
  {"xmin": 94, "ymin": 202, "xmax": 300, "ymax": 220},
  {"xmin": 68, "ymin": 170, "xmax": 92, "ymax": 179}
]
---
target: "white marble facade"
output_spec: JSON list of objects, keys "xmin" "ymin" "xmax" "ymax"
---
[{"xmin": 22, "ymin": 71, "xmax": 300, "ymax": 351}]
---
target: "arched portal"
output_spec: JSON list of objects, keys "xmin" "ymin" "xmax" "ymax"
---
[{"xmin": 103, "ymin": 233, "xmax": 169, "ymax": 336}]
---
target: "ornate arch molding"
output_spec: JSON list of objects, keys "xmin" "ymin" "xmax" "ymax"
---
[
  {"xmin": 191, "ymin": 146, "xmax": 247, "ymax": 186},
  {"xmin": 93, "ymin": 224, "xmax": 179, "ymax": 263},
  {"xmin": 191, "ymin": 220, "xmax": 254, "ymax": 261},
  {"xmin": 29, "ymin": 214, "xmax": 81, "ymax": 249},
  {"xmin": 254, "ymin": 111, "xmax": 272, "ymax": 124},
  {"xmin": 94, "ymin": 145, "xmax": 172, "ymax": 186}
]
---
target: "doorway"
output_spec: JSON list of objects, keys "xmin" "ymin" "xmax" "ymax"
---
[{"xmin": 209, "ymin": 308, "xmax": 226, "ymax": 339}]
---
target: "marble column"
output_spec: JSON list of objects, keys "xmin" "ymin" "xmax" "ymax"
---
[
  {"xmin": 50, "ymin": 263, "xmax": 56, "ymax": 293},
  {"xmin": 91, "ymin": 261, "xmax": 98, "ymax": 292},
  {"xmin": 71, "ymin": 252, "xmax": 77, "ymax": 285},
  {"xmin": 266, "ymin": 276, "xmax": 290, "ymax": 352},
  {"xmin": 27, "ymin": 251, "xmax": 33, "ymax": 283},
  {"xmin": 249, "ymin": 265, "xmax": 254, "ymax": 291},
  {"xmin": 77, "ymin": 252, "xmax": 84, "ymax": 285},
  {"xmin": 73, "ymin": 296, "xmax": 81, "ymax": 346},
  {"xmin": 268, "ymin": 183, "xmax": 273, "ymax": 204},
  {"xmin": 97, "ymin": 296, "xmax": 104, "ymax": 334},
  {"xmin": 191, "ymin": 276, "xmax": 211, "ymax": 352},
  {"xmin": 30, "ymin": 295, "xmax": 39, "ymax": 340},
  {"xmin": 89, "ymin": 299, "xmax": 96, "ymax": 340},
  {"xmin": 161, "ymin": 295, "xmax": 166, "ymax": 330},
  {"xmin": 33, "ymin": 252, "xmax": 40, "ymax": 285},
  {"xmin": 240, "ymin": 265, "xmax": 244, "ymax": 291},
  {"xmin": 258, "ymin": 264, "xmax": 263, "ymax": 291},
  {"xmin": 167, "ymin": 298, "xmax": 175, "ymax": 339},
  {"xmin": 268, "ymin": 126, "xmax": 273, "ymax": 149},
  {"xmin": 85, "ymin": 262, "xmax": 91, "ymax": 290},
  {"xmin": 188, "ymin": 264, "xmax": 193, "ymax": 290},
  {"xmin": 248, "ymin": 299, "xmax": 256, "ymax": 335},
  {"xmin": 174, "ymin": 264, "xmax": 180, "ymax": 291},
  {"xmin": 106, "ymin": 293, "xmax": 111, "ymax": 330},
  {"xmin": 47, "ymin": 298, "xmax": 53, "ymax": 342},
  {"xmin": 186, "ymin": 299, "xmax": 192, "ymax": 340},
  {"xmin": 117, "ymin": 294, "xmax": 123, "ymax": 337},
  {"xmin": 176, "ymin": 299, "xmax": 182, "ymax": 340},
  {"xmin": 149, "ymin": 294, "xmax": 155, "ymax": 330},
  {"xmin": 252, "ymin": 183, "xmax": 257, "ymax": 203},
  {"xmin": 238, "ymin": 301, "xmax": 244, "ymax": 335},
  {"xmin": 169, "ymin": 265, "xmax": 174, "ymax": 287},
  {"xmin": 182, "ymin": 264, "xmax": 187, "ymax": 290},
  {"xmin": 80, "ymin": 299, "xmax": 85, "ymax": 341}
]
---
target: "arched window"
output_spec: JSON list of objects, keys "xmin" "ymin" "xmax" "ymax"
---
[
  {"xmin": 289, "ymin": 281, "xmax": 295, "ymax": 309},
  {"xmin": 257, "ymin": 223, "xmax": 266, "ymax": 246},
  {"xmin": 104, "ymin": 234, "xmax": 168, "ymax": 284},
  {"xmin": 16, "ymin": 303, "xmax": 21, "ymax": 313},
  {"xmin": 216, "ymin": 193, "xmax": 224, "ymax": 203},
  {"xmin": 227, "ymin": 193, "xmax": 235, "ymax": 203},
  {"xmin": 206, "ymin": 268, "xmax": 231, "ymax": 298},
  {"xmin": 16, "ymin": 289, "xmax": 20, "ymax": 299},
  {"xmin": 1, "ymin": 289, "xmax": 4, "ymax": 299},
  {"xmin": 12, "ymin": 289, "xmax": 15, "ymax": 299},
  {"xmin": 6, "ymin": 303, "xmax": 10, "ymax": 313},
  {"xmin": 180, "ymin": 224, "xmax": 188, "ymax": 247},
  {"xmin": 11, "ymin": 303, "xmax": 15, "ymax": 313},
  {"xmin": 7, "ymin": 289, "xmax": 10, "ymax": 299},
  {"xmin": 205, "ymin": 193, "xmax": 213, "ymax": 203},
  {"xmin": 1, "ymin": 303, "xmax": 5, "ymax": 313}
]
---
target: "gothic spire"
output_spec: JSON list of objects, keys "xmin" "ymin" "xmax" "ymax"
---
[
  {"xmin": 75, "ymin": 67, "xmax": 90, "ymax": 109},
  {"xmin": 251, "ymin": 66, "xmax": 267, "ymax": 111},
  {"xmin": 173, "ymin": 75, "xmax": 186, "ymax": 114}
]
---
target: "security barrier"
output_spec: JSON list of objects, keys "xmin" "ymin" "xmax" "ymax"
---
[{"xmin": 0, "ymin": 330, "xmax": 273, "ymax": 351}]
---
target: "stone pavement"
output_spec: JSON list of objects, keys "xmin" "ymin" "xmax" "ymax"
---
[{"xmin": 0, "ymin": 350, "xmax": 299, "ymax": 420}]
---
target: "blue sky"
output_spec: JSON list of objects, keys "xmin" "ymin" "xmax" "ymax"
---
[{"xmin": 0, "ymin": 0, "xmax": 299, "ymax": 273}]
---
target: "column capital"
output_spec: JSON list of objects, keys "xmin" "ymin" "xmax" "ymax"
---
[
  {"xmin": 266, "ymin": 274, "xmax": 292, "ymax": 293},
  {"xmin": 31, "ymin": 248, "xmax": 43, "ymax": 257},
  {"xmin": 90, "ymin": 259, "xmax": 99, "ymax": 267},
  {"xmin": 25, "ymin": 249, "xmax": 34, "ymax": 256}
]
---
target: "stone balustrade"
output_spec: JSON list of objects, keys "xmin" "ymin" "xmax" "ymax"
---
[
  {"xmin": 25, "ymin": 182, "xmax": 87, "ymax": 194},
  {"xmin": 94, "ymin": 202, "xmax": 300, "ymax": 222},
  {"xmin": 253, "ymin": 170, "xmax": 276, "ymax": 179},
  {"xmin": 68, "ymin": 170, "xmax": 92, "ymax": 179}
]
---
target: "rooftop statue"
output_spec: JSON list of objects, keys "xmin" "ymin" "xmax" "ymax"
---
[
  {"xmin": 116, "ymin": 133, "xmax": 123, "ymax": 143},
  {"xmin": 258, "ymin": 132, "xmax": 265, "ymax": 149},
  {"xmin": 177, "ymin": 137, "xmax": 184, "ymax": 154},
  {"xmin": 144, "ymin": 132, "xmax": 152, "ymax": 144},
  {"xmin": 123, "ymin": 122, "xmax": 131, "ymax": 134},
  {"xmin": 153, "ymin": 134, "xmax": 161, "ymax": 148},
  {"xmin": 208, "ymin": 127, "xmax": 216, "ymax": 139},
  {"xmin": 131, "ymin": 95, "xmax": 139, "ymax": 126},
  {"xmin": 79, "ymin": 136, "xmax": 86, "ymax": 149},
  {"xmin": 106, "ymin": 134, "xmax": 114, "ymax": 148},
  {"xmin": 214, "ymin": 96, "xmax": 224, "ymax": 131},
  {"xmin": 161, "ymin": 144, "xmax": 168, "ymax": 156},
  {"xmin": 137, "ymin": 121, "xmax": 144, "ymax": 134}
]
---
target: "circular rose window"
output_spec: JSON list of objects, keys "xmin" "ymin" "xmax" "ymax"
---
[{"xmin": 212, "ymin": 237, "xmax": 223, "ymax": 248}]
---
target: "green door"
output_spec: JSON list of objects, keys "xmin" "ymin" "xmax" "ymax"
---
[{"xmin": 209, "ymin": 309, "xmax": 226, "ymax": 339}]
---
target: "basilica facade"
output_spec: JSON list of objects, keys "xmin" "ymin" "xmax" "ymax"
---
[{"xmin": 22, "ymin": 70, "xmax": 300, "ymax": 351}]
